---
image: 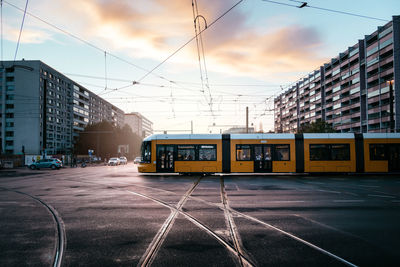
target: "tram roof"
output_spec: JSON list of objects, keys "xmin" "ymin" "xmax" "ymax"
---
[
  {"xmin": 143, "ymin": 134, "xmax": 222, "ymax": 141},
  {"xmin": 143, "ymin": 133, "xmax": 400, "ymax": 142},
  {"xmin": 363, "ymin": 133, "xmax": 400, "ymax": 139},
  {"xmin": 230, "ymin": 134, "xmax": 295, "ymax": 139}
]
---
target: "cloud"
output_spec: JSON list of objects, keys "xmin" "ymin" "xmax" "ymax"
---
[
  {"xmin": 206, "ymin": 25, "xmax": 327, "ymax": 78},
  {"xmin": 3, "ymin": 24, "xmax": 52, "ymax": 44},
  {"xmin": 7, "ymin": 0, "xmax": 327, "ymax": 80}
]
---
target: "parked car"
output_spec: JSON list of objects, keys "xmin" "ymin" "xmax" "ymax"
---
[
  {"xmin": 134, "ymin": 157, "xmax": 142, "ymax": 164},
  {"xmin": 108, "ymin": 157, "xmax": 120, "ymax": 166},
  {"xmin": 119, "ymin": 156, "xmax": 128, "ymax": 165},
  {"xmin": 29, "ymin": 158, "xmax": 62, "ymax": 170}
]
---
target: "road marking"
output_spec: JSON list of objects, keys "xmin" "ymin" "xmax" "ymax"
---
[
  {"xmin": 307, "ymin": 182, "xmax": 325, "ymax": 185},
  {"xmin": 368, "ymin": 194, "xmax": 396, "ymax": 199},
  {"xmin": 333, "ymin": 200, "xmax": 364, "ymax": 203},
  {"xmin": 235, "ymin": 184, "xmax": 240, "ymax": 191},
  {"xmin": 318, "ymin": 189, "xmax": 341, "ymax": 194},
  {"xmin": 343, "ymin": 192, "xmax": 359, "ymax": 196},
  {"xmin": 267, "ymin": 200, "xmax": 306, "ymax": 203},
  {"xmin": 358, "ymin": 185, "xmax": 380, "ymax": 188}
]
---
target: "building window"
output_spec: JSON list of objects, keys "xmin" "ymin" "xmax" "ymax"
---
[
  {"xmin": 236, "ymin": 145, "xmax": 252, "ymax": 161},
  {"xmin": 310, "ymin": 144, "xmax": 350, "ymax": 161},
  {"xmin": 5, "ymin": 131, "xmax": 14, "ymax": 137},
  {"xmin": 5, "ymin": 140, "xmax": 13, "ymax": 146}
]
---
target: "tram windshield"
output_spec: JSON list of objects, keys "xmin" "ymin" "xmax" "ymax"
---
[{"xmin": 141, "ymin": 141, "xmax": 151, "ymax": 163}]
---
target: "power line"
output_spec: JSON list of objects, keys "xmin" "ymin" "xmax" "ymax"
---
[
  {"xmin": 13, "ymin": 0, "xmax": 29, "ymax": 61},
  {"xmin": 137, "ymin": 0, "xmax": 244, "ymax": 82},
  {"xmin": 3, "ymin": 1, "xmax": 181, "ymax": 86},
  {"xmin": 263, "ymin": 0, "xmax": 389, "ymax": 22},
  {"xmin": 192, "ymin": 0, "xmax": 214, "ymax": 119},
  {"xmin": 65, "ymin": 72, "xmax": 285, "ymax": 88}
]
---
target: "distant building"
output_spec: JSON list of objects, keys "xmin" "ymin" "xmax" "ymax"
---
[
  {"xmin": 275, "ymin": 16, "xmax": 400, "ymax": 133},
  {"xmin": 0, "ymin": 60, "xmax": 124, "ymax": 155},
  {"xmin": 223, "ymin": 127, "xmax": 255, "ymax": 134},
  {"xmin": 124, "ymin": 112, "xmax": 153, "ymax": 138}
]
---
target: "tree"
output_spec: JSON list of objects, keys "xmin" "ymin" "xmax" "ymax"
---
[
  {"xmin": 75, "ymin": 121, "xmax": 142, "ymax": 160},
  {"xmin": 297, "ymin": 120, "xmax": 336, "ymax": 133}
]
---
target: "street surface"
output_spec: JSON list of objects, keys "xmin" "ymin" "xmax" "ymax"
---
[{"xmin": 0, "ymin": 164, "xmax": 400, "ymax": 266}]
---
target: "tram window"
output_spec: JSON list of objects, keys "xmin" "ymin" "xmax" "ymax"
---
[
  {"xmin": 274, "ymin": 145, "xmax": 290, "ymax": 161},
  {"xmin": 369, "ymin": 144, "xmax": 387, "ymax": 160},
  {"xmin": 141, "ymin": 141, "xmax": 151, "ymax": 163},
  {"xmin": 177, "ymin": 145, "xmax": 195, "ymax": 161},
  {"xmin": 310, "ymin": 144, "xmax": 350, "ymax": 161},
  {"xmin": 236, "ymin": 145, "xmax": 252, "ymax": 161},
  {"xmin": 199, "ymin": 145, "xmax": 217, "ymax": 161},
  {"xmin": 331, "ymin": 144, "xmax": 350, "ymax": 160},
  {"xmin": 310, "ymin": 144, "xmax": 330, "ymax": 161}
]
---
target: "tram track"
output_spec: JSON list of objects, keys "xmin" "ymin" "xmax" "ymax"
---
[
  {"xmin": 0, "ymin": 187, "xmax": 66, "ymax": 267},
  {"xmin": 43, "ymin": 176, "xmax": 359, "ymax": 266},
  {"xmin": 137, "ymin": 177, "xmax": 202, "ymax": 267},
  {"xmin": 123, "ymin": 180, "xmax": 358, "ymax": 266},
  {"xmin": 220, "ymin": 177, "xmax": 253, "ymax": 267}
]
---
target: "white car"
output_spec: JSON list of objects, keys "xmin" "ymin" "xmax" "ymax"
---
[
  {"xmin": 108, "ymin": 157, "xmax": 120, "ymax": 166},
  {"xmin": 134, "ymin": 157, "xmax": 142, "ymax": 164},
  {"xmin": 119, "ymin": 156, "xmax": 127, "ymax": 165}
]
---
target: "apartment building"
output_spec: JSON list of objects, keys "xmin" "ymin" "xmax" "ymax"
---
[
  {"xmin": 124, "ymin": 112, "xmax": 153, "ymax": 138},
  {"xmin": 0, "ymin": 60, "xmax": 124, "ymax": 155},
  {"xmin": 275, "ymin": 16, "xmax": 400, "ymax": 133}
]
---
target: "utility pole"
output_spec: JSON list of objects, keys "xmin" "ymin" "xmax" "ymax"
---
[
  {"xmin": 389, "ymin": 80, "xmax": 395, "ymax": 132},
  {"xmin": 191, "ymin": 120, "xmax": 193, "ymax": 134},
  {"xmin": 246, "ymin": 106, "xmax": 249, "ymax": 133}
]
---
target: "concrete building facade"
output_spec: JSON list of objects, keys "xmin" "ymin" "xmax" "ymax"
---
[
  {"xmin": 275, "ymin": 16, "xmax": 400, "ymax": 133},
  {"xmin": 0, "ymin": 60, "xmax": 124, "ymax": 155},
  {"xmin": 124, "ymin": 112, "xmax": 153, "ymax": 138}
]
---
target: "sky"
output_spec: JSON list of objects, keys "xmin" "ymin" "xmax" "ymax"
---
[{"xmin": 2, "ymin": 0, "xmax": 400, "ymax": 134}]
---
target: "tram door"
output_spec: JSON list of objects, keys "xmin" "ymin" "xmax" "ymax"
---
[
  {"xmin": 156, "ymin": 145, "xmax": 175, "ymax": 172},
  {"xmin": 388, "ymin": 144, "xmax": 400, "ymax": 172},
  {"xmin": 254, "ymin": 145, "xmax": 272, "ymax": 172}
]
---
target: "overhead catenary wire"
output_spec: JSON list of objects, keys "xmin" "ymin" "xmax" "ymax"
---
[
  {"xmin": 262, "ymin": 0, "xmax": 389, "ymax": 22},
  {"xmin": 192, "ymin": 0, "xmax": 214, "ymax": 119},
  {"xmin": 137, "ymin": 0, "xmax": 244, "ymax": 83},
  {"xmin": 13, "ymin": 0, "xmax": 29, "ymax": 62},
  {"xmin": 3, "ymin": 0, "xmax": 185, "ymax": 88}
]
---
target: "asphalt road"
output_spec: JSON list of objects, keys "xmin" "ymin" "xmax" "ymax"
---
[{"xmin": 0, "ymin": 164, "xmax": 399, "ymax": 266}]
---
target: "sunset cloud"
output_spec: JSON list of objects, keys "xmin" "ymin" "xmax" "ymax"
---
[{"xmin": 8, "ymin": 0, "xmax": 326, "ymax": 80}]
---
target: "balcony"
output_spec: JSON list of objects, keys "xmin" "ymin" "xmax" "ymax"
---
[{"xmin": 379, "ymin": 56, "xmax": 393, "ymax": 66}]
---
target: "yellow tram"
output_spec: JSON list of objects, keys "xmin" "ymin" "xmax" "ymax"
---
[{"xmin": 137, "ymin": 133, "xmax": 400, "ymax": 174}]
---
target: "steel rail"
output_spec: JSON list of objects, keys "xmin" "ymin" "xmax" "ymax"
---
[
  {"xmin": 125, "ymin": 187, "xmax": 255, "ymax": 267},
  {"xmin": 220, "ymin": 177, "xmax": 253, "ymax": 267},
  {"xmin": 137, "ymin": 177, "xmax": 202, "ymax": 267},
  {"xmin": 62, "ymin": 177, "xmax": 359, "ymax": 266},
  {"xmin": 0, "ymin": 187, "xmax": 66, "ymax": 267}
]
